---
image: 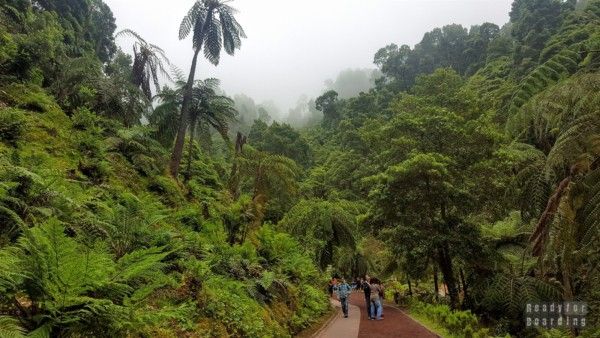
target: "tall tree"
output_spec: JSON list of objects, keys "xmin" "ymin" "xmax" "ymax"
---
[
  {"xmin": 170, "ymin": 0, "xmax": 246, "ymax": 178},
  {"xmin": 315, "ymin": 90, "xmax": 339, "ymax": 128}
]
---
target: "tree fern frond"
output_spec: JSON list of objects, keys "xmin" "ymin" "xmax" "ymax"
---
[
  {"xmin": 203, "ymin": 19, "xmax": 223, "ymax": 65},
  {"xmin": 0, "ymin": 317, "xmax": 25, "ymax": 338},
  {"xmin": 115, "ymin": 29, "xmax": 148, "ymax": 44},
  {"xmin": 179, "ymin": 1, "xmax": 204, "ymax": 40}
]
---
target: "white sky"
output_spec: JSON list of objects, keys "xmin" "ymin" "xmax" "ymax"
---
[{"xmin": 105, "ymin": 0, "xmax": 513, "ymax": 114}]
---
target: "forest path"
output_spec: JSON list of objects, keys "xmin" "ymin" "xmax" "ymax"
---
[
  {"xmin": 314, "ymin": 294, "xmax": 438, "ymax": 338},
  {"xmin": 314, "ymin": 298, "xmax": 361, "ymax": 338},
  {"xmin": 349, "ymin": 292, "xmax": 440, "ymax": 338}
]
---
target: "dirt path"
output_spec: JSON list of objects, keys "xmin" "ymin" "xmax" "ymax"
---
[{"xmin": 349, "ymin": 292, "xmax": 440, "ymax": 338}]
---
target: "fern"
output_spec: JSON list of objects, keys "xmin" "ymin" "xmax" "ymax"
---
[
  {"xmin": 0, "ymin": 218, "xmax": 172, "ymax": 336},
  {"xmin": 0, "ymin": 317, "xmax": 25, "ymax": 338},
  {"xmin": 508, "ymin": 48, "xmax": 582, "ymax": 132}
]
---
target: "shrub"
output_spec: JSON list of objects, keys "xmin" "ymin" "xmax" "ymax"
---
[
  {"xmin": 109, "ymin": 127, "xmax": 167, "ymax": 176},
  {"xmin": 0, "ymin": 109, "xmax": 26, "ymax": 146},
  {"xmin": 71, "ymin": 107, "xmax": 101, "ymax": 131},
  {"xmin": 0, "ymin": 83, "xmax": 57, "ymax": 113},
  {"xmin": 289, "ymin": 284, "xmax": 329, "ymax": 333},
  {"xmin": 78, "ymin": 158, "xmax": 110, "ymax": 183},
  {"xmin": 383, "ymin": 279, "xmax": 408, "ymax": 303},
  {"xmin": 409, "ymin": 300, "xmax": 489, "ymax": 338},
  {"xmin": 200, "ymin": 276, "xmax": 289, "ymax": 337},
  {"xmin": 0, "ymin": 219, "xmax": 174, "ymax": 337},
  {"xmin": 148, "ymin": 176, "xmax": 184, "ymax": 207}
]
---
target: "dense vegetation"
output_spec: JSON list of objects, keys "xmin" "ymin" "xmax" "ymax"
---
[{"xmin": 0, "ymin": 0, "xmax": 599, "ymax": 337}]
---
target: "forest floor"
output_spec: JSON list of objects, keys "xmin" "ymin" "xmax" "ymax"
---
[{"xmin": 312, "ymin": 293, "xmax": 439, "ymax": 338}]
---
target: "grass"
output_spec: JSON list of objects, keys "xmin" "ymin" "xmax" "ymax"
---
[{"xmin": 406, "ymin": 309, "xmax": 461, "ymax": 338}]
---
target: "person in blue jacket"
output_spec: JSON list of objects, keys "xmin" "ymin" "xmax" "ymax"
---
[{"xmin": 334, "ymin": 278, "xmax": 352, "ymax": 318}]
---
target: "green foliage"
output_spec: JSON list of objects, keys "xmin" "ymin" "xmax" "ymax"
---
[
  {"xmin": 0, "ymin": 83, "xmax": 59, "ymax": 113},
  {"xmin": 248, "ymin": 120, "xmax": 312, "ymax": 167},
  {"xmin": 410, "ymin": 300, "xmax": 489, "ymax": 338},
  {"xmin": 2, "ymin": 0, "xmax": 600, "ymax": 335},
  {"xmin": 315, "ymin": 90, "xmax": 340, "ymax": 127},
  {"xmin": 0, "ymin": 108, "xmax": 26, "ymax": 146},
  {"xmin": 0, "ymin": 219, "xmax": 172, "ymax": 337},
  {"xmin": 510, "ymin": 0, "xmax": 574, "ymax": 70},
  {"xmin": 279, "ymin": 199, "xmax": 357, "ymax": 270},
  {"xmin": 200, "ymin": 276, "xmax": 288, "ymax": 337}
]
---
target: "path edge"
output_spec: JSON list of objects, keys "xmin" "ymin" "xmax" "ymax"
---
[
  {"xmin": 309, "ymin": 303, "xmax": 339, "ymax": 338},
  {"xmin": 383, "ymin": 301, "xmax": 442, "ymax": 338}
]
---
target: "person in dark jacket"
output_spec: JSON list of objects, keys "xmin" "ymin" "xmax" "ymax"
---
[{"xmin": 361, "ymin": 276, "xmax": 372, "ymax": 319}]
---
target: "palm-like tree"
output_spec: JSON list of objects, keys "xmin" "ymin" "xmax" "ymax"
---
[
  {"xmin": 279, "ymin": 199, "xmax": 356, "ymax": 270},
  {"xmin": 149, "ymin": 85, "xmax": 183, "ymax": 147},
  {"xmin": 225, "ymin": 146, "xmax": 300, "ymax": 242},
  {"xmin": 115, "ymin": 29, "xmax": 171, "ymax": 100},
  {"xmin": 149, "ymin": 78, "xmax": 237, "ymax": 178},
  {"xmin": 184, "ymin": 78, "xmax": 237, "ymax": 179},
  {"xmin": 170, "ymin": 0, "xmax": 246, "ymax": 177}
]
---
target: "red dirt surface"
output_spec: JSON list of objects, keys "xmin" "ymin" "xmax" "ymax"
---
[{"xmin": 349, "ymin": 293, "xmax": 440, "ymax": 338}]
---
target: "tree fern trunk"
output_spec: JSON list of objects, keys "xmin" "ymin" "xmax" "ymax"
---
[
  {"xmin": 169, "ymin": 47, "xmax": 201, "ymax": 178},
  {"xmin": 184, "ymin": 115, "xmax": 197, "ymax": 182},
  {"xmin": 228, "ymin": 132, "xmax": 246, "ymax": 200}
]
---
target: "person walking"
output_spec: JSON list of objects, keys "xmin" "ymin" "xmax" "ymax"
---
[
  {"xmin": 334, "ymin": 278, "xmax": 352, "ymax": 318},
  {"xmin": 328, "ymin": 277, "xmax": 338, "ymax": 298},
  {"xmin": 361, "ymin": 276, "xmax": 372, "ymax": 319},
  {"xmin": 369, "ymin": 277, "xmax": 384, "ymax": 320}
]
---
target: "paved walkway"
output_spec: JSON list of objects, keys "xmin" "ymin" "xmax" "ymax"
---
[
  {"xmin": 350, "ymin": 293, "xmax": 439, "ymax": 338},
  {"xmin": 314, "ymin": 298, "xmax": 360, "ymax": 338},
  {"xmin": 313, "ymin": 293, "xmax": 439, "ymax": 338}
]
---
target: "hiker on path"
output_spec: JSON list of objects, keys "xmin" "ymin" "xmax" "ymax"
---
[
  {"xmin": 328, "ymin": 279, "xmax": 334, "ymax": 297},
  {"xmin": 334, "ymin": 278, "xmax": 352, "ymax": 318},
  {"xmin": 369, "ymin": 277, "xmax": 384, "ymax": 320},
  {"xmin": 361, "ymin": 276, "xmax": 372, "ymax": 320},
  {"xmin": 328, "ymin": 277, "xmax": 338, "ymax": 297}
]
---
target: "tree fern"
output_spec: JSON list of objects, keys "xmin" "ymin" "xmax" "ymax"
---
[
  {"xmin": 508, "ymin": 48, "xmax": 582, "ymax": 131},
  {"xmin": 0, "ymin": 218, "xmax": 173, "ymax": 336},
  {"xmin": 0, "ymin": 317, "xmax": 25, "ymax": 338}
]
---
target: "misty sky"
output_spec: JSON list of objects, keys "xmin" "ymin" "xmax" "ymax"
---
[{"xmin": 105, "ymin": 0, "xmax": 513, "ymax": 115}]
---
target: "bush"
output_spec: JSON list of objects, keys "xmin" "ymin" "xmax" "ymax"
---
[
  {"xmin": 78, "ymin": 158, "xmax": 110, "ymax": 183},
  {"xmin": 410, "ymin": 300, "xmax": 489, "ymax": 338},
  {"xmin": 148, "ymin": 176, "xmax": 184, "ymax": 207},
  {"xmin": 0, "ymin": 109, "xmax": 26, "ymax": 146},
  {"xmin": 71, "ymin": 107, "xmax": 101, "ymax": 131},
  {"xmin": 109, "ymin": 127, "xmax": 167, "ymax": 176},
  {"xmin": 0, "ymin": 83, "xmax": 57, "ymax": 113},
  {"xmin": 383, "ymin": 279, "xmax": 408, "ymax": 303},
  {"xmin": 200, "ymin": 276, "xmax": 289, "ymax": 337}
]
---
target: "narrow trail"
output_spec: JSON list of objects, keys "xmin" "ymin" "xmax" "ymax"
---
[
  {"xmin": 314, "ymin": 293, "xmax": 439, "ymax": 338},
  {"xmin": 349, "ymin": 293, "xmax": 439, "ymax": 338},
  {"xmin": 314, "ymin": 298, "xmax": 360, "ymax": 338}
]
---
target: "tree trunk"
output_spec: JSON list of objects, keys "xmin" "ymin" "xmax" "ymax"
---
[
  {"xmin": 169, "ymin": 47, "xmax": 201, "ymax": 178},
  {"xmin": 184, "ymin": 115, "xmax": 197, "ymax": 182},
  {"xmin": 433, "ymin": 265, "xmax": 439, "ymax": 302},
  {"xmin": 437, "ymin": 243, "xmax": 459, "ymax": 309},
  {"xmin": 460, "ymin": 268, "xmax": 468, "ymax": 299},
  {"xmin": 407, "ymin": 277, "xmax": 413, "ymax": 296},
  {"xmin": 228, "ymin": 132, "xmax": 246, "ymax": 200}
]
